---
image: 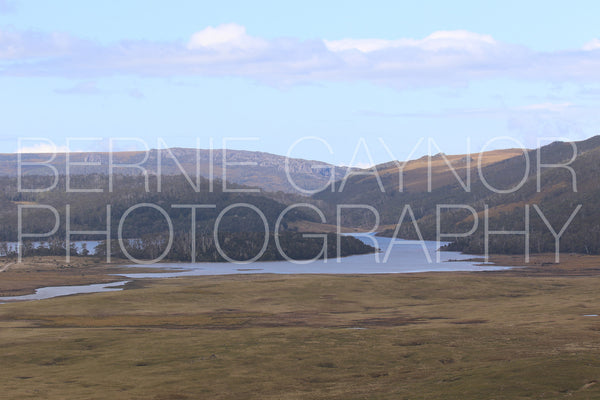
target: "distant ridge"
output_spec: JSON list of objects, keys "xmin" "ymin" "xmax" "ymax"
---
[{"xmin": 0, "ymin": 148, "xmax": 352, "ymax": 194}]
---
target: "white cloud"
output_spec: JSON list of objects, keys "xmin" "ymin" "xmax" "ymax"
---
[
  {"xmin": 1, "ymin": 25, "xmax": 600, "ymax": 89},
  {"xmin": 324, "ymin": 38, "xmax": 412, "ymax": 53},
  {"xmin": 339, "ymin": 161, "xmax": 375, "ymax": 169},
  {"xmin": 187, "ymin": 23, "xmax": 267, "ymax": 52},
  {"xmin": 16, "ymin": 143, "xmax": 70, "ymax": 154},
  {"xmin": 422, "ymin": 30, "xmax": 496, "ymax": 49},
  {"xmin": 583, "ymin": 38, "xmax": 600, "ymax": 51},
  {"xmin": 324, "ymin": 30, "xmax": 496, "ymax": 53}
]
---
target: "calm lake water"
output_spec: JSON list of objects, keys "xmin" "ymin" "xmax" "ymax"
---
[
  {"xmin": 0, "ymin": 235, "xmax": 510, "ymax": 302},
  {"xmin": 121, "ymin": 235, "xmax": 509, "ymax": 278}
]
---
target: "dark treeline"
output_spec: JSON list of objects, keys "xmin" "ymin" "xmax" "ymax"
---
[
  {"xmin": 0, "ymin": 174, "xmax": 315, "ymax": 241},
  {"xmin": 93, "ymin": 232, "xmax": 375, "ymax": 262},
  {"xmin": 2, "ymin": 232, "xmax": 375, "ymax": 263},
  {"xmin": 0, "ymin": 174, "xmax": 376, "ymax": 261}
]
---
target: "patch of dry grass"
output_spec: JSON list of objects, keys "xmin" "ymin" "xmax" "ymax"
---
[{"xmin": 1, "ymin": 265, "xmax": 600, "ymax": 398}]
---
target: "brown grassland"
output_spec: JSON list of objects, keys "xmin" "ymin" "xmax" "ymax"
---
[{"xmin": 1, "ymin": 255, "xmax": 600, "ymax": 399}]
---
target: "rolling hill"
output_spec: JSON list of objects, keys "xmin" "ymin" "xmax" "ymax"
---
[{"xmin": 314, "ymin": 136, "xmax": 600, "ymax": 256}]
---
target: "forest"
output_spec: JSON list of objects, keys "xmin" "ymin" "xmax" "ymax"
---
[{"xmin": 0, "ymin": 174, "xmax": 375, "ymax": 262}]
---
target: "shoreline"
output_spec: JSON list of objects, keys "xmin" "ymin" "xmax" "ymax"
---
[{"xmin": 3, "ymin": 250, "xmax": 600, "ymax": 300}]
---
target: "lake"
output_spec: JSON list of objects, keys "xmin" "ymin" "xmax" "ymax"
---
[
  {"xmin": 0, "ymin": 235, "xmax": 510, "ymax": 302},
  {"xmin": 121, "ymin": 234, "xmax": 509, "ymax": 278}
]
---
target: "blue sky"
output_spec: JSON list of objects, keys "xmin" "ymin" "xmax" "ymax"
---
[{"xmin": 1, "ymin": 0, "xmax": 600, "ymax": 165}]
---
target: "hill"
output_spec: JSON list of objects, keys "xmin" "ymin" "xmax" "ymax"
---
[
  {"xmin": 314, "ymin": 136, "xmax": 600, "ymax": 256},
  {"xmin": 313, "ymin": 147, "xmax": 522, "ymax": 227}
]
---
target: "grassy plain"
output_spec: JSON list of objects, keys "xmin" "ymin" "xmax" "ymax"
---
[{"xmin": 1, "ymin": 256, "xmax": 600, "ymax": 399}]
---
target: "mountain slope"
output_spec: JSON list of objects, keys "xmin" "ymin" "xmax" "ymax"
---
[
  {"xmin": 314, "ymin": 136, "xmax": 600, "ymax": 255},
  {"xmin": 313, "ymin": 147, "xmax": 524, "ymax": 227}
]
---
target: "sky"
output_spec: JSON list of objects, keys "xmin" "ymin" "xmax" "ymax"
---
[{"xmin": 1, "ymin": 0, "xmax": 600, "ymax": 166}]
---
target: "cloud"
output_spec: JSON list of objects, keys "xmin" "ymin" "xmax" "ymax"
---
[
  {"xmin": 16, "ymin": 143, "xmax": 70, "ymax": 154},
  {"xmin": 339, "ymin": 161, "xmax": 375, "ymax": 169},
  {"xmin": 324, "ymin": 30, "xmax": 496, "ymax": 53},
  {"xmin": 0, "ymin": 0, "xmax": 15, "ymax": 14},
  {"xmin": 187, "ymin": 23, "xmax": 267, "ymax": 52},
  {"xmin": 0, "ymin": 28, "xmax": 90, "ymax": 60},
  {"xmin": 2, "ymin": 24, "xmax": 600, "ymax": 89},
  {"xmin": 583, "ymin": 38, "xmax": 600, "ymax": 51}
]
